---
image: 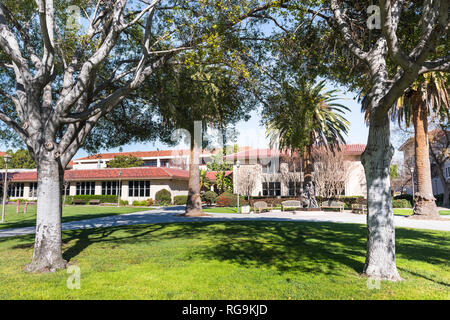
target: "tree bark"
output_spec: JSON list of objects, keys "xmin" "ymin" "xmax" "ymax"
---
[
  {"xmin": 361, "ymin": 115, "xmax": 402, "ymax": 281},
  {"xmin": 24, "ymin": 151, "xmax": 67, "ymax": 273},
  {"xmin": 184, "ymin": 133, "xmax": 208, "ymax": 217},
  {"xmin": 410, "ymin": 91, "xmax": 440, "ymax": 219}
]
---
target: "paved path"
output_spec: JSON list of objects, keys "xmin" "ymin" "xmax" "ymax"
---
[{"xmin": 0, "ymin": 206, "xmax": 449, "ymax": 238}]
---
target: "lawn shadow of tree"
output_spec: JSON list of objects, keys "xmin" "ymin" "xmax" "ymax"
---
[{"xmin": 1, "ymin": 220, "xmax": 448, "ymax": 281}]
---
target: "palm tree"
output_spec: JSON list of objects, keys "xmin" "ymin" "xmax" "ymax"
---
[
  {"xmin": 264, "ymin": 79, "xmax": 350, "ymax": 190},
  {"xmin": 390, "ymin": 72, "xmax": 449, "ymax": 218},
  {"xmin": 199, "ymin": 169, "xmax": 211, "ymax": 192}
]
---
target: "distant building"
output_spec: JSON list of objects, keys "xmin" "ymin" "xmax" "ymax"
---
[
  {"xmin": 224, "ymin": 144, "xmax": 367, "ymax": 197},
  {"xmin": 0, "ymin": 144, "xmax": 368, "ymax": 201}
]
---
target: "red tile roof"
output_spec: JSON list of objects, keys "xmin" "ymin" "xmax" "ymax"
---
[
  {"xmin": 2, "ymin": 167, "xmax": 189, "ymax": 182},
  {"xmin": 224, "ymin": 144, "xmax": 366, "ymax": 160},
  {"xmin": 75, "ymin": 149, "xmax": 216, "ymax": 161},
  {"xmin": 205, "ymin": 171, "xmax": 233, "ymax": 181},
  {"xmin": 74, "ymin": 146, "xmax": 252, "ymax": 161}
]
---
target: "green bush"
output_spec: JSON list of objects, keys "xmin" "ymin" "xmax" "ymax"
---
[
  {"xmin": 155, "ymin": 189, "xmax": 172, "ymax": 205},
  {"xmin": 132, "ymin": 200, "xmax": 147, "ymax": 206},
  {"xmin": 216, "ymin": 192, "xmax": 248, "ymax": 207},
  {"xmin": 394, "ymin": 194, "xmax": 414, "ymax": 204},
  {"xmin": 65, "ymin": 195, "xmax": 118, "ymax": 205},
  {"xmin": 202, "ymin": 191, "xmax": 218, "ymax": 205},
  {"xmin": 392, "ymin": 199, "xmax": 412, "ymax": 208},
  {"xmin": 173, "ymin": 195, "xmax": 188, "ymax": 205},
  {"xmin": 120, "ymin": 200, "xmax": 129, "ymax": 206},
  {"xmin": 316, "ymin": 196, "xmax": 366, "ymax": 209}
]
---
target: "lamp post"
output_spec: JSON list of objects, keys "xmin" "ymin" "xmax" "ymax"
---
[
  {"xmin": 236, "ymin": 160, "xmax": 240, "ymax": 214},
  {"xmin": 117, "ymin": 171, "xmax": 122, "ymax": 207},
  {"xmin": 1, "ymin": 154, "xmax": 11, "ymax": 223},
  {"xmin": 410, "ymin": 166, "xmax": 415, "ymax": 200}
]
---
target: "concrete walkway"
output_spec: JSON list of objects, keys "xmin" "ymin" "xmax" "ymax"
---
[{"xmin": 0, "ymin": 206, "xmax": 449, "ymax": 238}]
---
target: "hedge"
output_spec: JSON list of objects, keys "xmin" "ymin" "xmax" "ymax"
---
[
  {"xmin": 316, "ymin": 196, "xmax": 366, "ymax": 209},
  {"xmin": 132, "ymin": 200, "xmax": 147, "ymax": 206},
  {"xmin": 392, "ymin": 199, "xmax": 413, "ymax": 208},
  {"xmin": 64, "ymin": 195, "xmax": 118, "ymax": 204},
  {"xmin": 173, "ymin": 195, "xmax": 188, "ymax": 205},
  {"xmin": 393, "ymin": 194, "xmax": 414, "ymax": 203}
]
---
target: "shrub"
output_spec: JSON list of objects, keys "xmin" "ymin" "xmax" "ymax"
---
[
  {"xmin": 120, "ymin": 200, "xmax": 129, "ymax": 206},
  {"xmin": 394, "ymin": 194, "xmax": 414, "ymax": 203},
  {"xmin": 216, "ymin": 192, "xmax": 248, "ymax": 207},
  {"xmin": 392, "ymin": 199, "xmax": 412, "ymax": 208},
  {"xmin": 146, "ymin": 198, "xmax": 154, "ymax": 206},
  {"xmin": 155, "ymin": 189, "xmax": 172, "ymax": 205},
  {"xmin": 132, "ymin": 200, "xmax": 147, "ymax": 206},
  {"xmin": 173, "ymin": 195, "xmax": 188, "ymax": 205},
  {"xmin": 316, "ymin": 196, "xmax": 366, "ymax": 209},
  {"xmin": 65, "ymin": 195, "xmax": 118, "ymax": 205},
  {"xmin": 202, "ymin": 191, "xmax": 218, "ymax": 205}
]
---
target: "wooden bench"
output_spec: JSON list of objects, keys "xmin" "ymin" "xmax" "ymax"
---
[
  {"xmin": 73, "ymin": 199, "xmax": 86, "ymax": 205},
  {"xmin": 281, "ymin": 200, "xmax": 302, "ymax": 211},
  {"xmin": 351, "ymin": 203, "xmax": 367, "ymax": 214},
  {"xmin": 320, "ymin": 200, "xmax": 345, "ymax": 212},
  {"xmin": 253, "ymin": 201, "xmax": 269, "ymax": 213},
  {"xmin": 89, "ymin": 199, "xmax": 101, "ymax": 205}
]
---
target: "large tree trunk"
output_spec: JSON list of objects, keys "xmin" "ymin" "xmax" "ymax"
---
[
  {"xmin": 25, "ymin": 152, "xmax": 67, "ymax": 273},
  {"xmin": 361, "ymin": 115, "xmax": 402, "ymax": 281},
  {"xmin": 184, "ymin": 134, "xmax": 208, "ymax": 217},
  {"xmin": 410, "ymin": 91, "xmax": 440, "ymax": 219}
]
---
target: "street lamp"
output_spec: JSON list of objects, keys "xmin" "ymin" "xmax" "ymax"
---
[
  {"xmin": 1, "ymin": 154, "xmax": 12, "ymax": 223},
  {"xmin": 236, "ymin": 160, "xmax": 240, "ymax": 214},
  {"xmin": 410, "ymin": 166, "xmax": 415, "ymax": 200},
  {"xmin": 117, "ymin": 171, "xmax": 122, "ymax": 207}
]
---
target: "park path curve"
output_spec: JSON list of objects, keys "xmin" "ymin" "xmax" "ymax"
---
[{"xmin": 0, "ymin": 206, "xmax": 449, "ymax": 238}]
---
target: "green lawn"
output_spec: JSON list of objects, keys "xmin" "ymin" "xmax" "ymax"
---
[
  {"xmin": 205, "ymin": 207, "xmax": 450, "ymax": 216},
  {"xmin": 0, "ymin": 221, "xmax": 448, "ymax": 299},
  {"xmin": 393, "ymin": 208, "xmax": 450, "ymax": 216},
  {"xmin": 0, "ymin": 204, "xmax": 151, "ymax": 230},
  {"xmin": 203, "ymin": 207, "xmax": 242, "ymax": 213}
]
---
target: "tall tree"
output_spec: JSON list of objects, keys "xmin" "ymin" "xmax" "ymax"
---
[
  {"xmin": 324, "ymin": 0, "xmax": 449, "ymax": 280},
  {"xmin": 255, "ymin": 0, "xmax": 448, "ymax": 280},
  {"xmin": 0, "ymin": 0, "xmax": 276, "ymax": 272},
  {"xmin": 148, "ymin": 60, "xmax": 252, "ymax": 216},
  {"xmin": 391, "ymin": 73, "xmax": 449, "ymax": 218},
  {"xmin": 263, "ymin": 78, "xmax": 350, "ymax": 190}
]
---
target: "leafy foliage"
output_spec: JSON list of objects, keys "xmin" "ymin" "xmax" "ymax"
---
[
  {"xmin": 0, "ymin": 149, "xmax": 36, "ymax": 169},
  {"xmin": 107, "ymin": 155, "xmax": 144, "ymax": 168},
  {"xmin": 155, "ymin": 189, "xmax": 172, "ymax": 205}
]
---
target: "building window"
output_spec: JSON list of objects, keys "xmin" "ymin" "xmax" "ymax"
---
[
  {"xmin": 262, "ymin": 182, "xmax": 281, "ymax": 196},
  {"xmin": 143, "ymin": 160, "xmax": 157, "ymax": 167},
  {"xmin": 128, "ymin": 181, "xmax": 150, "ymax": 197},
  {"xmin": 446, "ymin": 167, "xmax": 450, "ymax": 179},
  {"xmin": 76, "ymin": 181, "xmax": 96, "ymax": 195},
  {"xmin": 30, "ymin": 182, "xmax": 38, "ymax": 198},
  {"xmin": 102, "ymin": 181, "xmax": 121, "ymax": 195},
  {"xmin": 288, "ymin": 181, "xmax": 301, "ymax": 196},
  {"xmin": 160, "ymin": 159, "xmax": 170, "ymax": 167},
  {"xmin": 7, "ymin": 183, "xmax": 24, "ymax": 197}
]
